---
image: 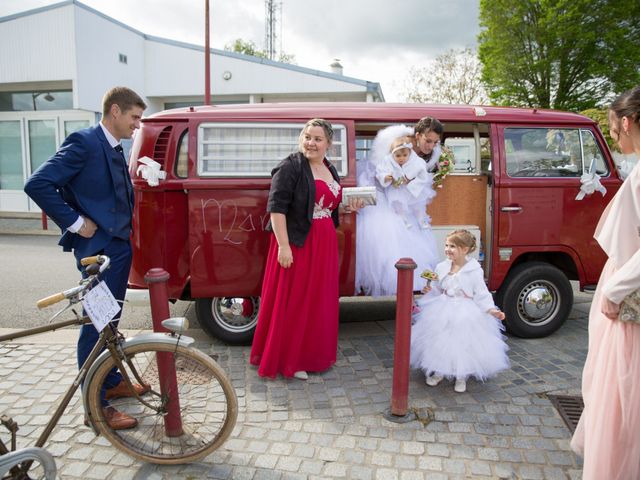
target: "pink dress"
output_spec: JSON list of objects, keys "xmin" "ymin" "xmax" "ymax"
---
[
  {"xmin": 250, "ymin": 179, "xmax": 341, "ymax": 378},
  {"xmin": 571, "ymin": 163, "xmax": 640, "ymax": 479}
]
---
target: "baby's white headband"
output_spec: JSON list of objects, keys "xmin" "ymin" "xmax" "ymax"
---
[{"xmin": 391, "ymin": 142, "xmax": 413, "ymax": 155}]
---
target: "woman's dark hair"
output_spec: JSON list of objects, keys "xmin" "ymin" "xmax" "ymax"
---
[
  {"xmin": 414, "ymin": 116, "xmax": 444, "ymax": 136},
  {"xmin": 610, "ymin": 86, "xmax": 640, "ymax": 125}
]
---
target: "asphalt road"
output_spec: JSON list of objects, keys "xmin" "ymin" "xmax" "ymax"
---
[{"xmin": 0, "ymin": 234, "xmax": 397, "ymax": 331}]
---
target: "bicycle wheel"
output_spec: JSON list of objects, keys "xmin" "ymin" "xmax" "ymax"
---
[{"xmin": 85, "ymin": 341, "xmax": 237, "ymax": 464}]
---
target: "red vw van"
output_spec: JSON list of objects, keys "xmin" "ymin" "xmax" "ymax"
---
[{"xmin": 127, "ymin": 103, "xmax": 621, "ymax": 344}]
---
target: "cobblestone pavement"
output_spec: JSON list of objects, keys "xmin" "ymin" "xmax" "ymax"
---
[{"xmin": 0, "ymin": 294, "xmax": 591, "ymax": 480}]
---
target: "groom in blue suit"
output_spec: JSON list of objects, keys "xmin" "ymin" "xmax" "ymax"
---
[{"xmin": 24, "ymin": 86, "xmax": 147, "ymax": 430}]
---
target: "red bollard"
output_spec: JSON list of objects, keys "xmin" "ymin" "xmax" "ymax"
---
[
  {"xmin": 144, "ymin": 268, "xmax": 183, "ymax": 436},
  {"xmin": 385, "ymin": 257, "xmax": 417, "ymax": 423}
]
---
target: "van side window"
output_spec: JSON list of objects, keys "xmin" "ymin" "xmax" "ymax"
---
[
  {"xmin": 175, "ymin": 129, "xmax": 188, "ymax": 178},
  {"xmin": 197, "ymin": 123, "xmax": 348, "ymax": 177},
  {"xmin": 580, "ymin": 129, "xmax": 609, "ymax": 175},
  {"xmin": 505, "ymin": 127, "xmax": 608, "ymax": 178}
]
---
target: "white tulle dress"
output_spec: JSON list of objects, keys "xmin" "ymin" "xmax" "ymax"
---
[
  {"xmin": 355, "ymin": 125, "xmax": 439, "ymax": 296},
  {"xmin": 410, "ymin": 258, "xmax": 509, "ymax": 380}
]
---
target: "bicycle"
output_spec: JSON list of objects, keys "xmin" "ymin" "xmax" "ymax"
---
[{"xmin": 0, "ymin": 255, "xmax": 238, "ymax": 478}]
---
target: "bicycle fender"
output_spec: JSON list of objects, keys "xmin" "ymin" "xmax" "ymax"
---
[{"xmin": 81, "ymin": 333, "xmax": 196, "ymax": 433}]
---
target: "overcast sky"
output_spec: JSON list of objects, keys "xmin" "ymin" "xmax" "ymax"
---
[{"xmin": 0, "ymin": 0, "xmax": 481, "ymax": 101}]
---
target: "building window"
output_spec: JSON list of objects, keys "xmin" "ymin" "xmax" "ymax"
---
[
  {"xmin": 0, "ymin": 91, "xmax": 73, "ymax": 112},
  {"xmin": 119, "ymin": 53, "xmax": 128, "ymax": 64}
]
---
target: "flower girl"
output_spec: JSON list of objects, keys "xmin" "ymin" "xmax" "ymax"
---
[
  {"xmin": 355, "ymin": 125, "xmax": 439, "ymax": 296},
  {"xmin": 410, "ymin": 229, "xmax": 509, "ymax": 392}
]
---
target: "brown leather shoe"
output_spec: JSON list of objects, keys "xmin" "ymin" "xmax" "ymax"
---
[
  {"xmin": 101, "ymin": 406, "xmax": 138, "ymax": 430},
  {"xmin": 105, "ymin": 380, "xmax": 150, "ymax": 400}
]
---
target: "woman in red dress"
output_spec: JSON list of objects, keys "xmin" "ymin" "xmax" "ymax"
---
[{"xmin": 250, "ymin": 119, "xmax": 356, "ymax": 379}]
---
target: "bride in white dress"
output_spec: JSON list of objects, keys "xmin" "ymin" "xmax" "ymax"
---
[{"xmin": 355, "ymin": 125, "xmax": 439, "ymax": 295}]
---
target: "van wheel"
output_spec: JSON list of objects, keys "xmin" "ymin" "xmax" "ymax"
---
[
  {"xmin": 195, "ymin": 297, "xmax": 259, "ymax": 345},
  {"xmin": 496, "ymin": 262, "xmax": 572, "ymax": 338}
]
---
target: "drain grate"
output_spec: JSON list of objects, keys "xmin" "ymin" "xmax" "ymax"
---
[{"xmin": 547, "ymin": 394, "xmax": 584, "ymax": 433}]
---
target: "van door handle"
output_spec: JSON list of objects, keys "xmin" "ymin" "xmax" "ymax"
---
[{"xmin": 500, "ymin": 206, "xmax": 523, "ymax": 212}]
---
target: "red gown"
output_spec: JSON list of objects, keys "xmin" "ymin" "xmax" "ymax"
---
[{"xmin": 250, "ymin": 179, "xmax": 342, "ymax": 378}]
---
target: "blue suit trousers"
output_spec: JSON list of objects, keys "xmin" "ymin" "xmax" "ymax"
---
[{"xmin": 75, "ymin": 237, "xmax": 132, "ymax": 405}]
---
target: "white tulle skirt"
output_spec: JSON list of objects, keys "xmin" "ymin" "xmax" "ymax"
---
[
  {"xmin": 355, "ymin": 200, "xmax": 439, "ymax": 296},
  {"xmin": 410, "ymin": 294, "xmax": 509, "ymax": 380}
]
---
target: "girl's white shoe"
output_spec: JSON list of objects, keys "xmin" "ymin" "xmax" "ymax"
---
[
  {"xmin": 425, "ymin": 374, "xmax": 443, "ymax": 386},
  {"xmin": 293, "ymin": 371, "xmax": 308, "ymax": 380},
  {"xmin": 454, "ymin": 378, "xmax": 466, "ymax": 393}
]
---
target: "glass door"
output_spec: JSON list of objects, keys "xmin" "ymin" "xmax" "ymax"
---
[
  {"xmin": 0, "ymin": 120, "xmax": 25, "ymax": 211},
  {"xmin": 0, "ymin": 112, "xmax": 93, "ymax": 213}
]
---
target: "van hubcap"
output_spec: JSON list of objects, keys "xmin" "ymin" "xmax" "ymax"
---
[
  {"xmin": 518, "ymin": 282, "xmax": 558, "ymax": 325},
  {"xmin": 212, "ymin": 297, "xmax": 259, "ymax": 333}
]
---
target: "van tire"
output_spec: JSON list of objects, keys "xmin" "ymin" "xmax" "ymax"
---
[
  {"xmin": 195, "ymin": 297, "xmax": 259, "ymax": 345},
  {"xmin": 496, "ymin": 262, "xmax": 573, "ymax": 338}
]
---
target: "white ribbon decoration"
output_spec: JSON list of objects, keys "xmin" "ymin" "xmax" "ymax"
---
[
  {"xmin": 575, "ymin": 158, "xmax": 607, "ymax": 201},
  {"xmin": 136, "ymin": 156, "xmax": 167, "ymax": 187}
]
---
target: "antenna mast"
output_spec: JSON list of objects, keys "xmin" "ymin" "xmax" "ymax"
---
[{"xmin": 264, "ymin": 0, "xmax": 281, "ymax": 60}]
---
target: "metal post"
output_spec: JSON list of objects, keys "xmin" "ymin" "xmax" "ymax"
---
[
  {"xmin": 204, "ymin": 0, "xmax": 211, "ymax": 106},
  {"xmin": 384, "ymin": 257, "xmax": 417, "ymax": 423},
  {"xmin": 41, "ymin": 212, "xmax": 48, "ymax": 230},
  {"xmin": 144, "ymin": 268, "xmax": 183, "ymax": 436}
]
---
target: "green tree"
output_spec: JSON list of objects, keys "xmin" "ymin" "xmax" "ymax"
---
[
  {"xmin": 581, "ymin": 108, "xmax": 617, "ymax": 152},
  {"xmin": 224, "ymin": 38, "xmax": 296, "ymax": 64},
  {"xmin": 224, "ymin": 39, "xmax": 267, "ymax": 59},
  {"xmin": 478, "ymin": 0, "xmax": 640, "ymax": 111}
]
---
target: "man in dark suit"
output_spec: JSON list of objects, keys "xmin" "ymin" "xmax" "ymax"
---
[{"xmin": 24, "ymin": 86, "xmax": 148, "ymax": 430}]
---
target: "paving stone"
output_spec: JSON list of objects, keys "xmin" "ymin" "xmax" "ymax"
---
[
  {"xmin": 253, "ymin": 470, "xmax": 283, "ymax": 480},
  {"xmin": 350, "ymin": 465, "xmax": 374, "ymax": 480},
  {"xmin": 374, "ymin": 468, "xmax": 399, "ymax": 480}
]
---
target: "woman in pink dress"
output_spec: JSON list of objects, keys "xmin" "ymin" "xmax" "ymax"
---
[
  {"xmin": 250, "ymin": 119, "xmax": 358, "ymax": 380},
  {"xmin": 571, "ymin": 86, "xmax": 640, "ymax": 479}
]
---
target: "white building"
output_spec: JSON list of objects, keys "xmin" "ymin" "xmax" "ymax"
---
[{"xmin": 0, "ymin": 0, "xmax": 384, "ymax": 213}]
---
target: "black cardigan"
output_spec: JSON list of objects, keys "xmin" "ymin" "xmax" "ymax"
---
[{"xmin": 266, "ymin": 152, "xmax": 340, "ymax": 247}]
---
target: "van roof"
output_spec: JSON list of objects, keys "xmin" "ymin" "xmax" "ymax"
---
[{"xmin": 145, "ymin": 102, "xmax": 595, "ymax": 126}]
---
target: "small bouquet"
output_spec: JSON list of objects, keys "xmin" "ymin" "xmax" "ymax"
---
[
  {"xmin": 391, "ymin": 176, "xmax": 407, "ymax": 188},
  {"xmin": 433, "ymin": 146, "xmax": 454, "ymax": 187},
  {"xmin": 420, "ymin": 269, "xmax": 438, "ymax": 288}
]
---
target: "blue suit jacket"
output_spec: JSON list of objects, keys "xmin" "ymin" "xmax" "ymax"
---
[{"xmin": 24, "ymin": 125, "xmax": 134, "ymax": 259}]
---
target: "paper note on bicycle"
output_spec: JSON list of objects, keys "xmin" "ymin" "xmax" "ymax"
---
[{"xmin": 82, "ymin": 280, "xmax": 121, "ymax": 332}]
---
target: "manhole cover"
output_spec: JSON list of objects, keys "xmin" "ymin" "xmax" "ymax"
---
[{"xmin": 547, "ymin": 394, "xmax": 583, "ymax": 433}]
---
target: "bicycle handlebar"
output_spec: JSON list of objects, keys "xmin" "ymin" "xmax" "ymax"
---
[
  {"xmin": 36, "ymin": 255, "xmax": 111, "ymax": 309},
  {"xmin": 80, "ymin": 255, "xmax": 100, "ymax": 266},
  {"xmin": 36, "ymin": 293, "xmax": 66, "ymax": 309}
]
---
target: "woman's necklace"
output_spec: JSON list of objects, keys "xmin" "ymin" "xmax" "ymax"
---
[{"xmin": 310, "ymin": 161, "xmax": 326, "ymax": 176}]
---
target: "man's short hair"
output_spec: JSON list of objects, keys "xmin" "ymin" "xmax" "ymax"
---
[{"xmin": 102, "ymin": 87, "xmax": 147, "ymax": 117}]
